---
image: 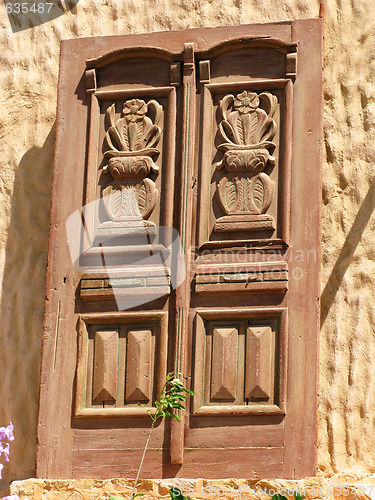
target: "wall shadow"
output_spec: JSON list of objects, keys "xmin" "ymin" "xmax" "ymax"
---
[
  {"xmin": 0, "ymin": 124, "xmax": 55, "ymax": 487},
  {"xmin": 321, "ymin": 178, "xmax": 375, "ymax": 327}
]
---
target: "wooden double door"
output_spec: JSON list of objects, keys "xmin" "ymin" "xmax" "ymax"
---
[{"xmin": 37, "ymin": 20, "xmax": 322, "ymax": 479}]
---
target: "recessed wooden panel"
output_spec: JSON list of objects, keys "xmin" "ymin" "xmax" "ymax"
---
[
  {"xmin": 80, "ymin": 267, "xmax": 170, "ymax": 301},
  {"xmin": 195, "ymin": 261, "xmax": 288, "ymax": 294},
  {"xmin": 96, "ymin": 57, "xmax": 172, "ymax": 90},
  {"xmin": 197, "ymin": 80, "xmax": 291, "ymax": 247},
  {"xmin": 75, "ymin": 311, "xmax": 167, "ymax": 418},
  {"xmin": 193, "ymin": 308, "xmax": 286, "ymax": 416},
  {"xmin": 81, "ymin": 56, "xmax": 178, "ymax": 261},
  {"xmin": 211, "ymin": 327, "xmax": 238, "ymax": 401},
  {"xmin": 92, "ymin": 330, "xmax": 118, "ymax": 402},
  {"xmin": 210, "ymin": 48, "xmax": 287, "ymax": 82},
  {"xmin": 93, "ymin": 92, "xmax": 170, "ymax": 238},
  {"xmin": 126, "ymin": 329, "xmax": 152, "ymax": 402},
  {"xmin": 245, "ymin": 325, "xmax": 275, "ymax": 402},
  {"xmin": 72, "ymin": 446, "xmax": 284, "ymax": 480}
]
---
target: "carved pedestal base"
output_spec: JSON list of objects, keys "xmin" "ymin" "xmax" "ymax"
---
[
  {"xmin": 96, "ymin": 217, "xmax": 156, "ymax": 239},
  {"xmin": 214, "ymin": 214, "xmax": 275, "ymax": 232}
]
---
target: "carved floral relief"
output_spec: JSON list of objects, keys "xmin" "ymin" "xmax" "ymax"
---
[
  {"xmin": 98, "ymin": 98, "xmax": 162, "ymax": 238},
  {"xmin": 214, "ymin": 90, "xmax": 278, "ymax": 232}
]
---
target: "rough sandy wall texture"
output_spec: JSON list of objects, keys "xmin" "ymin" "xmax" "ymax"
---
[
  {"xmin": 0, "ymin": 0, "xmax": 374, "ymax": 489},
  {"xmin": 9, "ymin": 477, "xmax": 375, "ymax": 500}
]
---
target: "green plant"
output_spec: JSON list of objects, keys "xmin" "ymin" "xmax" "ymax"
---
[
  {"xmin": 110, "ymin": 372, "xmax": 193, "ymax": 500},
  {"xmin": 272, "ymin": 492, "xmax": 305, "ymax": 500},
  {"xmin": 169, "ymin": 488, "xmax": 192, "ymax": 500}
]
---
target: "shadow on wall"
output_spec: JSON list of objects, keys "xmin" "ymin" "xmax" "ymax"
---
[
  {"xmin": 321, "ymin": 177, "xmax": 375, "ymax": 327},
  {"xmin": 0, "ymin": 124, "xmax": 55, "ymax": 488}
]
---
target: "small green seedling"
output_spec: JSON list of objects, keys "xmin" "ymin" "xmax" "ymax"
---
[
  {"xmin": 110, "ymin": 373, "xmax": 193, "ymax": 500},
  {"xmin": 272, "ymin": 492, "xmax": 305, "ymax": 500},
  {"xmin": 169, "ymin": 487, "xmax": 192, "ymax": 500}
]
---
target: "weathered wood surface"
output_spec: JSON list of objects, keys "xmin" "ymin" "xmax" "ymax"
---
[{"xmin": 37, "ymin": 20, "xmax": 322, "ymax": 479}]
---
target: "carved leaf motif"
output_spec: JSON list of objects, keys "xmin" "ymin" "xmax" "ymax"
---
[
  {"xmin": 103, "ymin": 185, "xmax": 142, "ymax": 221},
  {"xmin": 236, "ymin": 116, "xmax": 245, "ymax": 145},
  {"xmin": 218, "ymin": 91, "xmax": 278, "ymax": 148},
  {"xmin": 107, "ymin": 103, "xmax": 116, "ymax": 124},
  {"xmin": 102, "ymin": 184, "xmax": 121, "ymax": 220},
  {"xmin": 136, "ymin": 120, "xmax": 144, "ymax": 150},
  {"xmin": 128, "ymin": 188, "xmax": 142, "ymax": 217},
  {"xmin": 236, "ymin": 176, "xmax": 245, "ymax": 212},
  {"xmin": 225, "ymin": 178, "xmax": 237, "ymax": 211},
  {"xmin": 247, "ymin": 112, "xmax": 258, "ymax": 145},
  {"xmin": 259, "ymin": 92, "xmax": 278, "ymax": 142},
  {"xmin": 258, "ymin": 172, "xmax": 275, "ymax": 213},
  {"xmin": 138, "ymin": 178, "xmax": 158, "ymax": 219},
  {"xmin": 105, "ymin": 104, "xmax": 126, "ymax": 151},
  {"xmin": 122, "ymin": 124, "xmax": 130, "ymax": 151},
  {"xmin": 102, "ymin": 178, "xmax": 158, "ymax": 222},
  {"xmin": 219, "ymin": 120, "xmax": 236, "ymax": 146},
  {"xmin": 252, "ymin": 176, "xmax": 265, "ymax": 210},
  {"xmin": 104, "ymin": 99, "xmax": 162, "ymax": 156},
  {"xmin": 220, "ymin": 94, "xmax": 235, "ymax": 121},
  {"xmin": 112, "ymin": 187, "xmax": 127, "ymax": 218},
  {"xmin": 127, "ymin": 122, "xmax": 137, "ymax": 151},
  {"xmin": 217, "ymin": 178, "xmax": 229, "ymax": 214},
  {"xmin": 137, "ymin": 181, "xmax": 147, "ymax": 214}
]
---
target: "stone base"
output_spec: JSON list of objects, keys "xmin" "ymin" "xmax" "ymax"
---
[{"xmin": 9, "ymin": 476, "xmax": 375, "ymax": 500}]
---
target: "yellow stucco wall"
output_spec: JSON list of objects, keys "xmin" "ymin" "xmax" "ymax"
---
[{"xmin": 0, "ymin": 0, "xmax": 374, "ymax": 488}]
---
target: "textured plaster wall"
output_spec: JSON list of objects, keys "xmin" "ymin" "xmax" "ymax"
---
[{"xmin": 0, "ymin": 0, "xmax": 374, "ymax": 489}]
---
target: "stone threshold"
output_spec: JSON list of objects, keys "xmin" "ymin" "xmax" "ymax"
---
[
  {"xmin": 7, "ymin": 475, "xmax": 375, "ymax": 500},
  {"xmin": 6, "ymin": 474, "xmax": 375, "ymax": 500}
]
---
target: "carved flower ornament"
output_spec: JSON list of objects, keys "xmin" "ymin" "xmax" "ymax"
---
[
  {"xmin": 103, "ymin": 98, "xmax": 162, "ymax": 179},
  {"xmin": 216, "ymin": 90, "xmax": 278, "ymax": 171},
  {"xmin": 214, "ymin": 90, "xmax": 278, "ymax": 230},
  {"xmin": 99, "ymin": 98, "xmax": 163, "ymax": 230},
  {"xmin": 123, "ymin": 99, "xmax": 148, "ymax": 123},
  {"xmin": 104, "ymin": 98, "xmax": 162, "ymax": 158},
  {"xmin": 233, "ymin": 90, "xmax": 260, "ymax": 114}
]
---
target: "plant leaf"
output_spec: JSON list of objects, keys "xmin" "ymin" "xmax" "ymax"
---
[
  {"xmin": 272, "ymin": 495, "xmax": 288, "ymax": 500},
  {"xmin": 169, "ymin": 488, "xmax": 192, "ymax": 500},
  {"xmin": 294, "ymin": 493, "xmax": 305, "ymax": 500}
]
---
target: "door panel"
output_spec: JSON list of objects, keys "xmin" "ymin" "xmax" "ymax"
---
[
  {"xmin": 192, "ymin": 309, "xmax": 287, "ymax": 416},
  {"xmin": 37, "ymin": 20, "xmax": 322, "ymax": 479}
]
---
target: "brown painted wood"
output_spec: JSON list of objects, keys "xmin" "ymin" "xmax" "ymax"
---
[
  {"xmin": 126, "ymin": 329, "xmax": 152, "ymax": 402},
  {"xmin": 245, "ymin": 326, "xmax": 275, "ymax": 401},
  {"xmin": 37, "ymin": 20, "xmax": 321, "ymax": 479},
  {"xmin": 211, "ymin": 327, "xmax": 238, "ymax": 401},
  {"xmin": 72, "ymin": 418, "xmax": 284, "ymax": 449},
  {"xmin": 36, "ymin": 38, "xmax": 88, "ymax": 479},
  {"xmin": 92, "ymin": 330, "xmax": 118, "ymax": 402},
  {"xmin": 282, "ymin": 18, "xmax": 323, "ymax": 478},
  {"xmin": 170, "ymin": 41, "xmax": 197, "ymax": 465},
  {"xmin": 75, "ymin": 311, "xmax": 167, "ymax": 418},
  {"xmin": 72, "ymin": 447, "xmax": 284, "ymax": 479}
]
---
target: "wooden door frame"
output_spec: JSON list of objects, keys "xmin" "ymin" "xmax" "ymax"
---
[{"xmin": 36, "ymin": 19, "xmax": 322, "ymax": 479}]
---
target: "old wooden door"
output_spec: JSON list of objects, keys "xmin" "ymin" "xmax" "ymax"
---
[{"xmin": 37, "ymin": 20, "xmax": 322, "ymax": 479}]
